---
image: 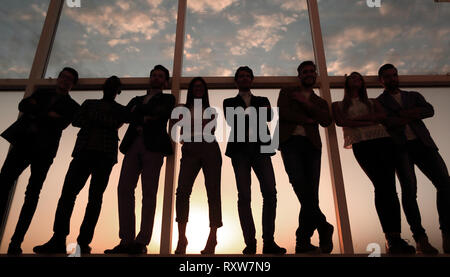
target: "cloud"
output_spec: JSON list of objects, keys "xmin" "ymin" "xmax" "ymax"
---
[
  {"xmin": 31, "ymin": 3, "xmax": 46, "ymax": 17},
  {"xmin": 65, "ymin": 1, "xmax": 173, "ymax": 42},
  {"xmin": 116, "ymin": 0, "xmax": 130, "ymax": 11},
  {"xmin": 277, "ymin": 0, "xmax": 308, "ymax": 12},
  {"xmin": 108, "ymin": 39, "xmax": 130, "ymax": 47},
  {"xmin": 147, "ymin": 0, "xmax": 163, "ymax": 8},
  {"xmin": 4, "ymin": 65, "xmax": 29, "ymax": 74},
  {"xmin": 188, "ymin": 0, "xmax": 237, "ymax": 13},
  {"xmin": 230, "ymin": 13, "xmax": 297, "ymax": 55},
  {"xmin": 108, "ymin": 53, "xmax": 120, "ymax": 62},
  {"xmin": 125, "ymin": 46, "xmax": 140, "ymax": 53},
  {"xmin": 260, "ymin": 64, "xmax": 284, "ymax": 76}
]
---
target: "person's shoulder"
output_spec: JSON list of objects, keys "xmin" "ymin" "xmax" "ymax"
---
[
  {"xmin": 252, "ymin": 95, "xmax": 269, "ymax": 102},
  {"xmin": 32, "ymin": 88, "xmax": 54, "ymax": 97},
  {"xmin": 401, "ymin": 89, "xmax": 422, "ymax": 97},
  {"xmin": 279, "ymin": 86, "xmax": 299, "ymax": 97},
  {"xmin": 65, "ymin": 94, "xmax": 80, "ymax": 107},
  {"xmin": 331, "ymin": 100, "xmax": 343, "ymax": 107},
  {"xmin": 82, "ymin": 99, "xmax": 97, "ymax": 105},
  {"xmin": 223, "ymin": 96, "xmax": 236, "ymax": 104}
]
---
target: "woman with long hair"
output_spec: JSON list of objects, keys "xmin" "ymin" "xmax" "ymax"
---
[
  {"xmin": 173, "ymin": 77, "xmax": 222, "ymax": 254},
  {"xmin": 332, "ymin": 72, "xmax": 436, "ymax": 254}
]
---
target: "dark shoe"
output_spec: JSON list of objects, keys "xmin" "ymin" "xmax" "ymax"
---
[
  {"xmin": 104, "ymin": 243, "xmax": 132, "ymax": 254},
  {"xmin": 318, "ymin": 223, "xmax": 334, "ymax": 254},
  {"xmin": 263, "ymin": 241, "xmax": 286, "ymax": 255},
  {"xmin": 295, "ymin": 242, "xmax": 320, "ymax": 254},
  {"xmin": 201, "ymin": 237, "xmax": 217, "ymax": 255},
  {"xmin": 79, "ymin": 244, "xmax": 92, "ymax": 255},
  {"xmin": 33, "ymin": 237, "xmax": 66, "ymax": 254},
  {"xmin": 7, "ymin": 243, "xmax": 22, "ymax": 255},
  {"xmin": 443, "ymin": 232, "xmax": 450, "ymax": 254},
  {"xmin": 242, "ymin": 243, "xmax": 257, "ymax": 255},
  {"xmin": 175, "ymin": 237, "xmax": 188, "ymax": 254},
  {"xmin": 129, "ymin": 242, "xmax": 147, "ymax": 255},
  {"xmin": 386, "ymin": 238, "xmax": 416, "ymax": 255},
  {"xmin": 416, "ymin": 236, "xmax": 438, "ymax": 255}
]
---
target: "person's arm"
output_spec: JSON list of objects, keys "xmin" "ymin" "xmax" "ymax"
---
[
  {"xmin": 398, "ymin": 91, "xmax": 434, "ymax": 122},
  {"xmin": 49, "ymin": 99, "xmax": 81, "ymax": 130},
  {"xmin": 72, "ymin": 101, "xmax": 88, "ymax": 128},
  {"xmin": 18, "ymin": 90, "xmax": 42, "ymax": 115},
  {"xmin": 311, "ymin": 98, "xmax": 332, "ymax": 127},
  {"xmin": 277, "ymin": 89, "xmax": 315, "ymax": 125},
  {"xmin": 332, "ymin": 102, "xmax": 375, "ymax": 127},
  {"xmin": 349, "ymin": 100, "xmax": 387, "ymax": 123},
  {"xmin": 143, "ymin": 94, "xmax": 176, "ymax": 124}
]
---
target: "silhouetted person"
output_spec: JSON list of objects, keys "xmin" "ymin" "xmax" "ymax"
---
[
  {"xmin": 173, "ymin": 77, "xmax": 222, "ymax": 255},
  {"xmin": 223, "ymin": 66, "xmax": 286, "ymax": 255},
  {"xmin": 105, "ymin": 65, "xmax": 175, "ymax": 255},
  {"xmin": 277, "ymin": 61, "xmax": 334, "ymax": 254},
  {"xmin": 0, "ymin": 67, "xmax": 80, "ymax": 255},
  {"xmin": 332, "ymin": 72, "xmax": 419, "ymax": 254},
  {"xmin": 377, "ymin": 63, "xmax": 450, "ymax": 254},
  {"xmin": 33, "ymin": 76, "xmax": 129, "ymax": 255}
]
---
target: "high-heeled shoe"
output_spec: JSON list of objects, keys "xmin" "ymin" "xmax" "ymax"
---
[
  {"xmin": 201, "ymin": 238, "xmax": 217, "ymax": 255},
  {"xmin": 175, "ymin": 238, "xmax": 188, "ymax": 254}
]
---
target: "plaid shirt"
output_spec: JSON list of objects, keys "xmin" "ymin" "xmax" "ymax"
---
[{"xmin": 71, "ymin": 99, "xmax": 130, "ymax": 163}]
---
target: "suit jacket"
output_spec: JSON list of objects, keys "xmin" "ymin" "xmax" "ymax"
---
[
  {"xmin": 223, "ymin": 94, "xmax": 275, "ymax": 157},
  {"xmin": 376, "ymin": 89, "xmax": 437, "ymax": 149},
  {"xmin": 1, "ymin": 88, "xmax": 80, "ymax": 158},
  {"xmin": 277, "ymin": 87, "xmax": 331, "ymax": 150},
  {"xmin": 72, "ymin": 99, "xmax": 130, "ymax": 163},
  {"xmin": 120, "ymin": 92, "xmax": 175, "ymax": 156}
]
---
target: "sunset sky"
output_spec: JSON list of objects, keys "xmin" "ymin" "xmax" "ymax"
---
[{"xmin": 0, "ymin": 0, "xmax": 449, "ymax": 254}]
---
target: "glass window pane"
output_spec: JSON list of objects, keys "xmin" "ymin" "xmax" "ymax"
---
[
  {"xmin": 46, "ymin": 0, "xmax": 178, "ymax": 78},
  {"xmin": 319, "ymin": 0, "xmax": 450, "ymax": 75},
  {"xmin": 171, "ymin": 89, "xmax": 339, "ymax": 254},
  {"xmin": 0, "ymin": 90, "xmax": 168, "ymax": 254},
  {"xmin": 0, "ymin": 0, "xmax": 50, "ymax": 78},
  {"xmin": 332, "ymin": 87, "xmax": 450, "ymax": 253},
  {"xmin": 183, "ymin": 0, "xmax": 315, "ymax": 77}
]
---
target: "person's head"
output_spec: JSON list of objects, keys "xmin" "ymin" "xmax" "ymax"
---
[
  {"xmin": 234, "ymin": 66, "xmax": 254, "ymax": 91},
  {"xmin": 343, "ymin": 72, "xmax": 370, "ymax": 112},
  {"xmin": 186, "ymin": 77, "xmax": 210, "ymax": 108},
  {"xmin": 378, "ymin": 63, "xmax": 399, "ymax": 91},
  {"xmin": 149, "ymin": 65, "xmax": 170, "ymax": 90},
  {"xmin": 103, "ymin": 76, "xmax": 121, "ymax": 101},
  {"xmin": 345, "ymin": 72, "xmax": 365, "ymax": 94},
  {"xmin": 297, "ymin": 61, "xmax": 317, "ymax": 88},
  {"xmin": 57, "ymin": 67, "xmax": 78, "ymax": 93}
]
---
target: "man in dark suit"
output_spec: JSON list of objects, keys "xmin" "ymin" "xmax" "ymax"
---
[
  {"xmin": 33, "ymin": 76, "xmax": 129, "ymax": 255},
  {"xmin": 377, "ymin": 63, "xmax": 450, "ymax": 254},
  {"xmin": 277, "ymin": 61, "xmax": 334, "ymax": 254},
  {"xmin": 105, "ymin": 65, "xmax": 175, "ymax": 254},
  {"xmin": 0, "ymin": 67, "xmax": 80, "ymax": 255},
  {"xmin": 223, "ymin": 66, "xmax": 286, "ymax": 255}
]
